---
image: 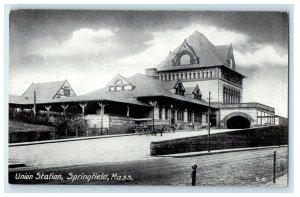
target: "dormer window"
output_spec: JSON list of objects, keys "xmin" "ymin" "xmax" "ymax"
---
[
  {"xmin": 124, "ymin": 85, "xmax": 133, "ymax": 91},
  {"xmin": 193, "ymin": 93, "xmax": 202, "ymax": 100},
  {"xmin": 172, "ymin": 40, "xmax": 199, "ymax": 66},
  {"xmin": 115, "ymin": 86, "xmax": 122, "ymax": 91},
  {"xmin": 108, "ymin": 75, "xmax": 135, "ymax": 92},
  {"xmin": 174, "ymin": 80, "xmax": 185, "ymax": 96},
  {"xmin": 63, "ymin": 86, "xmax": 70, "ymax": 96},
  {"xmin": 192, "ymin": 85, "xmax": 202, "ymax": 100}
]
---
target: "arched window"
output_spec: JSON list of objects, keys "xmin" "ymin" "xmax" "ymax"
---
[{"xmin": 180, "ymin": 54, "xmax": 191, "ymax": 65}]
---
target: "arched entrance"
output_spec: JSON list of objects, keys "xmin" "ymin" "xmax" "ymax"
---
[
  {"xmin": 222, "ymin": 112, "xmax": 254, "ymax": 129},
  {"xmin": 227, "ymin": 116, "xmax": 250, "ymax": 129}
]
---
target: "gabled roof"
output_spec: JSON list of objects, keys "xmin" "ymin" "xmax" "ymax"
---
[
  {"xmin": 9, "ymin": 74, "xmax": 213, "ymax": 108},
  {"xmin": 22, "ymin": 80, "xmax": 70, "ymax": 100},
  {"xmin": 185, "ymin": 85, "xmax": 202, "ymax": 96},
  {"xmin": 173, "ymin": 79, "xmax": 185, "ymax": 90},
  {"xmin": 156, "ymin": 31, "xmax": 232, "ymax": 71},
  {"xmin": 106, "ymin": 74, "xmax": 133, "ymax": 87}
]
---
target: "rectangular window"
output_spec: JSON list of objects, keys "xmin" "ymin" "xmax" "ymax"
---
[
  {"xmin": 177, "ymin": 109, "xmax": 184, "ymax": 121},
  {"xmin": 194, "ymin": 112, "xmax": 202, "ymax": 123},
  {"xmin": 115, "ymin": 86, "xmax": 122, "ymax": 91},
  {"xmin": 188, "ymin": 111, "xmax": 192, "ymax": 122},
  {"xmin": 64, "ymin": 89, "xmax": 70, "ymax": 96},
  {"xmin": 165, "ymin": 108, "xmax": 168, "ymax": 120},
  {"xmin": 159, "ymin": 107, "xmax": 162, "ymax": 119}
]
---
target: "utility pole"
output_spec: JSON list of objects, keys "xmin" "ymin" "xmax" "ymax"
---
[
  {"xmin": 33, "ymin": 91, "xmax": 37, "ymax": 117},
  {"xmin": 207, "ymin": 91, "xmax": 212, "ymax": 152}
]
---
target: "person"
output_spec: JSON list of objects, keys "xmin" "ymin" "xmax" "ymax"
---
[{"xmin": 160, "ymin": 125, "xmax": 163, "ymax": 136}]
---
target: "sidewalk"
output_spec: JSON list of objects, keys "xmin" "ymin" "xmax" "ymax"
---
[
  {"xmin": 158, "ymin": 145, "xmax": 288, "ymax": 158},
  {"xmin": 265, "ymin": 174, "xmax": 288, "ymax": 187}
]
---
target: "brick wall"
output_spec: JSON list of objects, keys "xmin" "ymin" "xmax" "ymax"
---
[{"xmin": 150, "ymin": 126, "xmax": 288, "ymax": 155}]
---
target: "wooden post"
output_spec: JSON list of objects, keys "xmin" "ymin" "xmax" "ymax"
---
[
  {"xmin": 98, "ymin": 102, "xmax": 106, "ymax": 134},
  {"xmin": 149, "ymin": 101, "xmax": 157, "ymax": 133},
  {"xmin": 126, "ymin": 106, "xmax": 130, "ymax": 117},
  {"xmin": 273, "ymin": 151, "xmax": 276, "ymax": 183},
  {"xmin": 79, "ymin": 102, "xmax": 88, "ymax": 116},
  {"xmin": 45, "ymin": 105, "xmax": 51, "ymax": 117},
  {"xmin": 207, "ymin": 91, "xmax": 212, "ymax": 153},
  {"xmin": 33, "ymin": 91, "xmax": 37, "ymax": 116},
  {"xmin": 61, "ymin": 104, "xmax": 69, "ymax": 116}
]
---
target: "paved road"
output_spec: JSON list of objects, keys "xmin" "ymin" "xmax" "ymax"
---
[
  {"xmin": 9, "ymin": 146, "xmax": 288, "ymax": 186},
  {"xmin": 9, "ymin": 129, "xmax": 234, "ymax": 168}
]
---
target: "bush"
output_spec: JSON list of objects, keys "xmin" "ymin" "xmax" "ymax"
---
[
  {"xmin": 10, "ymin": 110, "xmax": 51, "ymax": 126},
  {"xmin": 54, "ymin": 114, "xmax": 89, "ymax": 137}
]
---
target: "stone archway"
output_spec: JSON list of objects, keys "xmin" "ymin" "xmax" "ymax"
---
[{"xmin": 222, "ymin": 112, "xmax": 254, "ymax": 129}]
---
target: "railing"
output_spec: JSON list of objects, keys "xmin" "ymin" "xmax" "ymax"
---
[{"xmin": 215, "ymin": 102, "xmax": 275, "ymax": 113}]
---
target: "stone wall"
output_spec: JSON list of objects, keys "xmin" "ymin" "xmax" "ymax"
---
[
  {"xmin": 108, "ymin": 115, "xmax": 135, "ymax": 134},
  {"xmin": 85, "ymin": 114, "xmax": 109, "ymax": 128},
  {"xmin": 150, "ymin": 126, "xmax": 288, "ymax": 155},
  {"xmin": 85, "ymin": 114, "xmax": 135, "ymax": 134}
]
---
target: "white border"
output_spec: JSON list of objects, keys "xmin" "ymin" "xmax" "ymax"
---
[{"xmin": 1, "ymin": 0, "xmax": 299, "ymax": 195}]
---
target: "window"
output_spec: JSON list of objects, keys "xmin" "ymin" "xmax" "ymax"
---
[
  {"xmin": 194, "ymin": 112, "xmax": 202, "ymax": 123},
  {"xmin": 180, "ymin": 54, "xmax": 191, "ymax": 65},
  {"xmin": 193, "ymin": 93, "xmax": 202, "ymax": 100},
  {"xmin": 159, "ymin": 107, "xmax": 162, "ymax": 119},
  {"xmin": 175, "ymin": 81, "xmax": 185, "ymax": 96},
  {"xmin": 177, "ymin": 109, "xmax": 184, "ymax": 121},
  {"xmin": 109, "ymin": 86, "xmax": 114, "ymax": 91},
  {"xmin": 115, "ymin": 86, "xmax": 122, "ymax": 91},
  {"xmin": 188, "ymin": 111, "xmax": 192, "ymax": 122},
  {"xmin": 64, "ymin": 88, "xmax": 70, "ymax": 96},
  {"xmin": 124, "ymin": 85, "xmax": 133, "ymax": 91},
  {"xmin": 165, "ymin": 108, "xmax": 168, "ymax": 120},
  {"xmin": 115, "ymin": 80, "xmax": 122, "ymax": 85}
]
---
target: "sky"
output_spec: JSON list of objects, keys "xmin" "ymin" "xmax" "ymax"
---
[{"xmin": 9, "ymin": 10, "xmax": 288, "ymax": 117}]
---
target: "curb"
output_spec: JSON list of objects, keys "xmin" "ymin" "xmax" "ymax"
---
[
  {"xmin": 158, "ymin": 145, "xmax": 288, "ymax": 158},
  {"xmin": 9, "ymin": 133, "xmax": 139, "ymax": 147}
]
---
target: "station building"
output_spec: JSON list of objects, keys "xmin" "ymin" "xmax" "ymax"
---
[{"xmin": 9, "ymin": 31, "xmax": 285, "ymax": 134}]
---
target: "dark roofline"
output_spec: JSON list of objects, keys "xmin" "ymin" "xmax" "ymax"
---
[
  {"xmin": 137, "ymin": 95, "xmax": 217, "ymax": 109},
  {"xmin": 157, "ymin": 64, "xmax": 246, "ymax": 78}
]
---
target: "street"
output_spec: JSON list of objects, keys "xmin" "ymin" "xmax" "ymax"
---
[
  {"xmin": 9, "ymin": 129, "xmax": 236, "ymax": 168},
  {"xmin": 9, "ymin": 146, "xmax": 288, "ymax": 186}
]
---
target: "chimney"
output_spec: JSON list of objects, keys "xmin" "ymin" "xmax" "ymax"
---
[{"xmin": 145, "ymin": 68, "xmax": 158, "ymax": 79}]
